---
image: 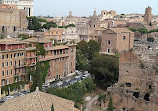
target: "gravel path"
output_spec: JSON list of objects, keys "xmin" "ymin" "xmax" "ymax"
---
[{"xmin": 85, "ymin": 95, "xmax": 99, "ymax": 111}]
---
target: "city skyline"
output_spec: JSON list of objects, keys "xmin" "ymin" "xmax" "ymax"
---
[{"xmin": 34, "ymin": 0, "xmax": 158, "ymax": 17}]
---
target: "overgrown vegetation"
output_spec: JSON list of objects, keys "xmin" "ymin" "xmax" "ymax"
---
[
  {"xmin": 27, "ymin": 16, "xmax": 57, "ymax": 31},
  {"xmin": 90, "ymin": 54, "xmax": 119, "ymax": 89},
  {"xmin": 147, "ymin": 37, "xmax": 155, "ymax": 42},
  {"xmin": 30, "ymin": 61, "xmax": 50, "ymax": 92},
  {"xmin": 98, "ymin": 94, "xmax": 106, "ymax": 102},
  {"xmin": 65, "ymin": 24, "xmax": 75, "ymax": 28},
  {"xmin": 128, "ymin": 27, "xmax": 158, "ymax": 34},
  {"xmin": 46, "ymin": 78, "xmax": 96, "ymax": 108},
  {"xmin": 76, "ymin": 40, "xmax": 119, "ymax": 89},
  {"xmin": 28, "ymin": 43, "xmax": 49, "ymax": 92},
  {"xmin": 107, "ymin": 96, "xmax": 114, "ymax": 111},
  {"xmin": 1, "ymin": 81, "xmax": 25, "ymax": 94},
  {"xmin": 36, "ymin": 43, "xmax": 46, "ymax": 56}
]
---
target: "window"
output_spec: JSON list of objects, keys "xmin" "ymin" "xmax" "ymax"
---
[
  {"xmin": 6, "ymin": 70, "xmax": 9, "ymax": 75},
  {"xmin": 123, "ymin": 36, "xmax": 126, "ymax": 40},
  {"xmin": 11, "ymin": 61, "xmax": 12, "ymax": 66},
  {"xmin": 15, "ymin": 60, "xmax": 17, "ymax": 66},
  {"xmin": 51, "ymin": 50, "xmax": 52, "ymax": 54},
  {"xmin": 19, "ymin": 60, "xmax": 20, "ymax": 66},
  {"xmin": 71, "ymin": 62, "xmax": 73, "ymax": 66},
  {"xmin": 11, "ymin": 54, "xmax": 12, "ymax": 58},
  {"xmin": 7, "ymin": 62, "xmax": 9, "ymax": 67},
  {"xmin": 6, "ymin": 54, "xmax": 8, "ymax": 58},
  {"xmin": 108, "ymin": 40, "xmax": 111, "ymax": 44},
  {"xmin": 2, "ymin": 55, "xmax": 4, "ymax": 59},
  {"xmin": 2, "ymin": 71, "xmax": 5, "ymax": 76},
  {"xmin": 14, "ymin": 53, "xmax": 16, "ymax": 58},
  {"xmin": 2, "ymin": 62, "xmax": 4, "ymax": 67},
  {"xmin": 107, "ymin": 48, "xmax": 111, "ymax": 53},
  {"xmin": 11, "ymin": 69, "xmax": 12, "ymax": 74}
]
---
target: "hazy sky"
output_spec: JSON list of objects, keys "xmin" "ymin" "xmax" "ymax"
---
[{"xmin": 34, "ymin": 0, "xmax": 158, "ymax": 17}]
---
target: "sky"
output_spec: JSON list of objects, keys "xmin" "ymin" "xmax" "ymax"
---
[{"xmin": 34, "ymin": 0, "xmax": 158, "ymax": 17}]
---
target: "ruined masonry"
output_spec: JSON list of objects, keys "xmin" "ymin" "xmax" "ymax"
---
[{"xmin": 105, "ymin": 50, "xmax": 158, "ymax": 111}]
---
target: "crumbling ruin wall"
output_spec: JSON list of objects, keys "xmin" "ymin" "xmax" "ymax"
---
[{"xmin": 104, "ymin": 51, "xmax": 158, "ymax": 111}]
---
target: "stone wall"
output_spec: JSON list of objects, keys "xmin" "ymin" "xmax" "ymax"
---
[{"xmin": 104, "ymin": 51, "xmax": 158, "ymax": 111}]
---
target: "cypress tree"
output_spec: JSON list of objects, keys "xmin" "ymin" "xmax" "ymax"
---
[
  {"xmin": 106, "ymin": 96, "xmax": 114, "ymax": 111},
  {"xmin": 51, "ymin": 103, "xmax": 54, "ymax": 111}
]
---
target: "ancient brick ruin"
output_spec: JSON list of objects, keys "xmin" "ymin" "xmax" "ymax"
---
[{"xmin": 105, "ymin": 50, "xmax": 158, "ymax": 111}]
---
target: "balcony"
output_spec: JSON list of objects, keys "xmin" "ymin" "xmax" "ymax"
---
[
  {"xmin": 14, "ymin": 64, "xmax": 25, "ymax": 68},
  {"xmin": 27, "ymin": 62, "xmax": 36, "ymax": 67},
  {"xmin": 25, "ymin": 55, "xmax": 37, "ymax": 59}
]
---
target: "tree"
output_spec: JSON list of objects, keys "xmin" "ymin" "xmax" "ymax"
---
[
  {"xmin": 77, "ymin": 40, "xmax": 88, "ymax": 57},
  {"xmin": 43, "ymin": 21, "xmax": 57, "ymax": 29},
  {"xmin": 51, "ymin": 103, "xmax": 54, "ymax": 111},
  {"xmin": 137, "ymin": 28, "xmax": 148, "ymax": 34},
  {"xmin": 27, "ymin": 16, "xmax": 43, "ymax": 31},
  {"xmin": 147, "ymin": 37, "xmax": 155, "ymax": 42},
  {"xmin": 106, "ymin": 97, "xmax": 114, "ymax": 111},
  {"xmin": 128, "ymin": 28, "xmax": 137, "ymax": 32},
  {"xmin": 87, "ymin": 40, "xmax": 101, "ymax": 60},
  {"xmin": 89, "ymin": 54, "xmax": 119, "ymax": 89},
  {"xmin": 76, "ymin": 49, "xmax": 89, "ymax": 71},
  {"xmin": 65, "ymin": 24, "xmax": 75, "ymax": 28}
]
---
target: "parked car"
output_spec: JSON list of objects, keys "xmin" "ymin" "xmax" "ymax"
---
[
  {"xmin": 0, "ymin": 99, "xmax": 5, "ymax": 103},
  {"xmin": 65, "ymin": 78, "xmax": 71, "ymax": 83},
  {"xmin": 18, "ymin": 93, "xmax": 25, "ymax": 97},
  {"xmin": 75, "ymin": 75, "xmax": 82, "ymax": 79},
  {"xmin": 70, "ymin": 80, "xmax": 77, "ymax": 85},
  {"xmin": 4, "ymin": 96, "xmax": 14, "ymax": 101},
  {"xmin": 57, "ymin": 81, "xmax": 63, "ymax": 86},
  {"xmin": 42, "ymin": 84, "xmax": 50, "ymax": 88}
]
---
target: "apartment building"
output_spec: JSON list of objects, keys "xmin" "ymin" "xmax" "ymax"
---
[
  {"xmin": 24, "ymin": 37, "xmax": 76, "ymax": 83},
  {"xmin": 0, "ymin": 38, "xmax": 37, "ymax": 98}
]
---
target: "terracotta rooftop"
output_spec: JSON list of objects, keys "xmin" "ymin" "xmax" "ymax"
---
[
  {"xmin": 49, "ymin": 28, "xmax": 65, "ymax": 32},
  {"xmin": 24, "ymin": 37, "xmax": 52, "ymax": 43},
  {"xmin": 0, "ymin": 88, "xmax": 78, "ymax": 111},
  {"xmin": 109, "ymin": 28, "xmax": 134, "ymax": 33},
  {"xmin": 45, "ymin": 45, "xmax": 69, "ymax": 51},
  {"xmin": 0, "ymin": 38, "xmax": 27, "ymax": 45}
]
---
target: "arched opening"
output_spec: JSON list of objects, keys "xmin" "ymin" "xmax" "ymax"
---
[
  {"xmin": 144, "ymin": 93, "xmax": 150, "ymax": 101},
  {"xmin": 133, "ymin": 92, "xmax": 139, "ymax": 98},
  {"xmin": 2, "ymin": 26, "xmax": 5, "ymax": 33},
  {"xmin": 126, "ymin": 83, "xmax": 131, "ymax": 87}
]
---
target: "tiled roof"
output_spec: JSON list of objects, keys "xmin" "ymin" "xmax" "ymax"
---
[
  {"xmin": 109, "ymin": 28, "xmax": 134, "ymax": 33},
  {"xmin": 0, "ymin": 90, "xmax": 76, "ymax": 111},
  {"xmin": 45, "ymin": 45, "xmax": 69, "ymax": 51},
  {"xmin": 0, "ymin": 38, "xmax": 27, "ymax": 45},
  {"xmin": 24, "ymin": 37, "xmax": 52, "ymax": 43},
  {"xmin": 49, "ymin": 28, "xmax": 65, "ymax": 32}
]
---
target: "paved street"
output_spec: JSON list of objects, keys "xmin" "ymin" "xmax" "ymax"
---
[{"xmin": 43, "ymin": 71, "xmax": 91, "ymax": 91}]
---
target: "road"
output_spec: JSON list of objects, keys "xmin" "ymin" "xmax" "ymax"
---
[
  {"xmin": 43, "ymin": 71, "xmax": 91, "ymax": 91},
  {"xmin": 85, "ymin": 95, "xmax": 99, "ymax": 111}
]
